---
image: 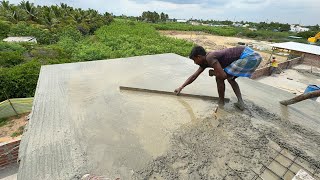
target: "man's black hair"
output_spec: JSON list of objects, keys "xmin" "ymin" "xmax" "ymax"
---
[{"xmin": 189, "ymin": 46, "xmax": 206, "ymax": 59}]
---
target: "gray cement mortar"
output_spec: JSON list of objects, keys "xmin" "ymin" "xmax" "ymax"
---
[
  {"xmin": 18, "ymin": 54, "xmax": 320, "ymax": 180},
  {"xmin": 133, "ymin": 101, "xmax": 320, "ymax": 180}
]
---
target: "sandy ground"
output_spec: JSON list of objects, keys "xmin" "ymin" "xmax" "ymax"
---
[
  {"xmin": 0, "ymin": 114, "xmax": 28, "ymax": 143},
  {"xmin": 257, "ymin": 65, "xmax": 320, "ymax": 103},
  {"xmin": 159, "ymin": 30, "xmax": 287, "ymax": 68}
]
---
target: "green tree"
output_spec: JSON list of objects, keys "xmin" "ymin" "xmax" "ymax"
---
[{"xmin": 0, "ymin": 20, "xmax": 10, "ymax": 39}]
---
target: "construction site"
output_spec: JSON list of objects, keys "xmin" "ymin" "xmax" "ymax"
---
[
  {"xmin": 10, "ymin": 37, "xmax": 319, "ymax": 180},
  {"xmin": 0, "ymin": 21, "xmax": 320, "ymax": 180}
]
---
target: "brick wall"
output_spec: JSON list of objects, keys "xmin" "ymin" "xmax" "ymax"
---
[
  {"xmin": 0, "ymin": 139, "xmax": 20, "ymax": 169},
  {"xmin": 251, "ymin": 57, "xmax": 302, "ymax": 79},
  {"xmin": 303, "ymin": 53, "xmax": 320, "ymax": 68}
]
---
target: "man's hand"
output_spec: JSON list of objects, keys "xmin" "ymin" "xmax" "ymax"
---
[
  {"xmin": 174, "ymin": 87, "xmax": 183, "ymax": 95},
  {"xmin": 209, "ymin": 69, "xmax": 215, "ymax": 77}
]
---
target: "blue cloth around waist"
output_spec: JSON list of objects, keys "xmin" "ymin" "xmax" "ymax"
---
[
  {"xmin": 240, "ymin": 46, "xmax": 254, "ymax": 59},
  {"xmin": 304, "ymin": 85, "xmax": 320, "ymax": 94}
]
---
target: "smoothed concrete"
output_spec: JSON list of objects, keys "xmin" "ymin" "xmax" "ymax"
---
[{"xmin": 18, "ymin": 54, "xmax": 320, "ymax": 179}]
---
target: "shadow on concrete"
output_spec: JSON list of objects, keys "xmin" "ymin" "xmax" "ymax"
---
[{"xmin": 0, "ymin": 164, "xmax": 18, "ymax": 180}]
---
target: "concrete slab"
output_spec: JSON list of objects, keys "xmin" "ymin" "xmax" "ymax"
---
[{"xmin": 18, "ymin": 54, "xmax": 320, "ymax": 180}]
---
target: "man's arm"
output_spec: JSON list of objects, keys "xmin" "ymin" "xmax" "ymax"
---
[
  {"xmin": 206, "ymin": 53, "xmax": 227, "ymax": 80},
  {"xmin": 211, "ymin": 61, "xmax": 227, "ymax": 79},
  {"xmin": 174, "ymin": 67, "xmax": 205, "ymax": 95}
]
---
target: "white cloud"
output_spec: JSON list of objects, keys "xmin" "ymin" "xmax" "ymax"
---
[{"xmin": 6, "ymin": 0, "xmax": 320, "ymax": 25}]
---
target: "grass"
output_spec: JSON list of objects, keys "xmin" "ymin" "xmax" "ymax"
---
[
  {"xmin": 11, "ymin": 125, "xmax": 24, "ymax": 137},
  {"xmin": 0, "ymin": 117, "xmax": 9, "ymax": 127}
]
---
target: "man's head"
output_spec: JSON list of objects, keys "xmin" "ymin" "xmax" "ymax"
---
[{"xmin": 189, "ymin": 46, "xmax": 207, "ymax": 65}]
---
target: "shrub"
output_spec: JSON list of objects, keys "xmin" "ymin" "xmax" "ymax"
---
[
  {"xmin": 9, "ymin": 22, "xmax": 56, "ymax": 44},
  {"xmin": 54, "ymin": 25, "xmax": 83, "ymax": 41},
  {"xmin": 0, "ymin": 51, "xmax": 24, "ymax": 67},
  {"xmin": 0, "ymin": 21, "xmax": 11, "ymax": 39},
  {"xmin": 297, "ymin": 31, "xmax": 318, "ymax": 39},
  {"xmin": 0, "ymin": 60, "xmax": 41, "ymax": 101},
  {"xmin": 0, "ymin": 42, "xmax": 26, "ymax": 52}
]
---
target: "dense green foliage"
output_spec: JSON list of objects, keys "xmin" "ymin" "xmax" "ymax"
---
[
  {"xmin": 139, "ymin": 11, "xmax": 169, "ymax": 22},
  {"xmin": 0, "ymin": 60, "xmax": 41, "ymax": 101},
  {"xmin": 0, "ymin": 1, "xmax": 113, "ymax": 44},
  {"xmin": 297, "ymin": 31, "xmax": 319, "ymax": 39},
  {"xmin": 0, "ymin": 1, "xmax": 193, "ymax": 102}
]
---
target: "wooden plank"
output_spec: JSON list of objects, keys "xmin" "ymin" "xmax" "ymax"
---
[{"xmin": 119, "ymin": 86, "xmax": 230, "ymax": 102}]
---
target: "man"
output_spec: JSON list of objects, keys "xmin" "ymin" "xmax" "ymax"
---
[
  {"xmin": 270, "ymin": 57, "xmax": 279, "ymax": 75},
  {"xmin": 174, "ymin": 45, "xmax": 262, "ymax": 110}
]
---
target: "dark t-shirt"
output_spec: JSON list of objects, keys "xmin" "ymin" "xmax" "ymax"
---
[{"xmin": 200, "ymin": 46, "xmax": 245, "ymax": 69}]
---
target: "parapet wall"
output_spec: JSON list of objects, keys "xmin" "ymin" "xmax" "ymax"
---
[
  {"xmin": 0, "ymin": 139, "xmax": 20, "ymax": 169},
  {"xmin": 251, "ymin": 57, "xmax": 302, "ymax": 79},
  {"xmin": 303, "ymin": 53, "xmax": 320, "ymax": 68}
]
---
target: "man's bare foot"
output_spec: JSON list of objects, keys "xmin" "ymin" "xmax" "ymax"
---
[
  {"xmin": 234, "ymin": 102, "xmax": 245, "ymax": 111},
  {"xmin": 218, "ymin": 101, "xmax": 225, "ymax": 109}
]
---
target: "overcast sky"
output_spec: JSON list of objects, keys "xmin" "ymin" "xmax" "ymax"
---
[{"xmin": 7, "ymin": 0, "xmax": 320, "ymax": 25}]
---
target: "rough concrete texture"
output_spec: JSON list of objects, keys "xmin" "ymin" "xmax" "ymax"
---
[{"xmin": 18, "ymin": 54, "xmax": 320, "ymax": 180}]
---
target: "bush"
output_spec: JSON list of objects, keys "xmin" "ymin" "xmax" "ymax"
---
[
  {"xmin": 0, "ymin": 60, "xmax": 41, "ymax": 101},
  {"xmin": 95, "ymin": 22, "xmax": 193, "ymax": 58},
  {"xmin": 0, "ymin": 21, "xmax": 11, "ymax": 39},
  {"xmin": 297, "ymin": 31, "xmax": 317, "ymax": 39},
  {"xmin": 0, "ymin": 42, "xmax": 26, "ymax": 52},
  {"xmin": 0, "ymin": 51, "xmax": 24, "ymax": 67},
  {"xmin": 54, "ymin": 25, "xmax": 83, "ymax": 42},
  {"xmin": 9, "ymin": 22, "xmax": 56, "ymax": 44}
]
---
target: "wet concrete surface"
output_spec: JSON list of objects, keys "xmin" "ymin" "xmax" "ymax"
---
[{"xmin": 18, "ymin": 53, "xmax": 320, "ymax": 179}]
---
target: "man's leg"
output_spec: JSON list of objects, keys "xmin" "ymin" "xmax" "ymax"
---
[
  {"xmin": 216, "ymin": 77, "xmax": 225, "ymax": 106},
  {"xmin": 227, "ymin": 78, "xmax": 245, "ymax": 110}
]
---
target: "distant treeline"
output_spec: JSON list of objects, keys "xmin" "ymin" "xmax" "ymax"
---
[{"xmin": 0, "ymin": 0, "xmax": 113, "ymax": 42}]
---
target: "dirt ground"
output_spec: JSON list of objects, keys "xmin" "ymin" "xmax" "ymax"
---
[
  {"xmin": 159, "ymin": 30, "xmax": 287, "ymax": 68},
  {"xmin": 133, "ymin": 102, "xmax": 320, "ymax": 179},
  {"xmin": 0, "ymin": 113, "xmax": 29, "ymax": 143},
  {"xmin": 257, "ymin": 65, "xmax": 320, "ymax": 101}
]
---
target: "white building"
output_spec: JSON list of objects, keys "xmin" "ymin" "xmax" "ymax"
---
[
  {"xmin": 3, "ymin": 36, "xmax": 37, "ymax": 43},
  {"xmin": 176, "ymin": 19, "xmax": 188, "ymax": 23},
  {"xmin": 290, "ymin": 25, "xmax": 309, "ymax": 33},
  {"xmin": 189, "ymin": 21, "xmax": 200, "ymax": 25},
  {"xmin": 242, "ymin": 24, "xmax": 250, "ymax": 28},
  {"xmin": 233, "ymin": 23, "xmax": 242, "ymax": 27}
]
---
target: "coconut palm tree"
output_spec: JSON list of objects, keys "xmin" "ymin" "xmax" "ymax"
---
[{"xmin": 19, "ymin": 0, "xmax": 38, "ymax": 22}]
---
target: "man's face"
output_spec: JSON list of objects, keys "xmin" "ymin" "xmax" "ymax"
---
[{"xmin": 193, "ymin": 55, "xmax": 203, "ymax": 65}]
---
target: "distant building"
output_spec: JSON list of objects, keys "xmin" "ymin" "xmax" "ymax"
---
[
  {"xmin": 242, "ymin": 24, "xmax": 250, "ymax": 28},
  {"xmin": 176, "ymin": 19, "xmax": 188, "ymax": 23},
  {"xmin": 189, "ymin": 21, "xmax": 200, "ymax": 25},
  {"xmin": 249, "ymin": 28, "xmax": 257, "ymax": 31},
  {"xmin": 210, "ymin": 24, "xmax": 229, "ymax": 27},
  {"xmin": 233, "ymin": 23, "xmax": 242, "ymax": 27},
  {"xmin": 290, "ymin": 25, "xmax": 309, "ymax": 33},
  {"xmin": 3, "ymin": 36, "xmax": 37, "ymax": 43}
]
